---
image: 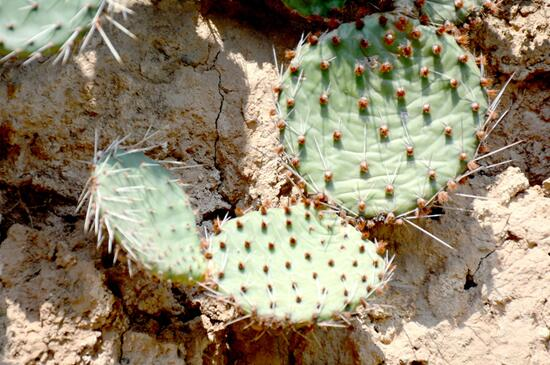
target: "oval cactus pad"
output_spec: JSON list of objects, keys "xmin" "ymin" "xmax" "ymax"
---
[
  {"xmin": 84, "ymin": 147, "xmax": 207, "ymax": 284},
  {"xmin": 277, "ymin": 14, "xmax": 488, "ymax": 217},
  {"xmin": 207, "ymin": 202, "xmax": 392, "ymax": 325}
]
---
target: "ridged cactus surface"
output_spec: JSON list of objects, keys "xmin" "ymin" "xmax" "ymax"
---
[
  {"xmin": 277, "ymin": 14, "xmax": 488, "ymax": 217},
  {"xmin": 281, "ymin": 0, "xmax": 347, "ymax": 17},
  {"xmin": 207, "ymin": 202, "xmax": 390, "ymax": 324},
  {"xmin": 84, "ymin": 147, "xmax": 207, "ymax": 284},
  {"xmin": 0, "ymin": 0, "xmax": 102, "ymax": 59}
]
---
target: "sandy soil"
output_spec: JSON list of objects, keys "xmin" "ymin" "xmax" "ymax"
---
[{"xmin": 0, "ymin": 0, "xmax": 548, "ymax": 364}]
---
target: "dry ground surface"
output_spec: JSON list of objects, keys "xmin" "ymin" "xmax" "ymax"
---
[{"xmin": 0, "ymin": 0, "xmax": 548, "ymax": 364}]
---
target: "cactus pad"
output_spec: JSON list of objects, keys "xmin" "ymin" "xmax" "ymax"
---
[
  {"xmin": 416, "ymin": 0, "xmax": 493, "ymax": 25},
  {"xmin": 281, "ymin": 0, "xmax": 347, "ymax": 18},
  {"xmin": 277, "ymin": 14, "xmax": 488, "ymax": 217},
  {"xmin": 207, "ymin": 202, "xmax": 391, "ymax": 325},
  {"xmin": 81, "ymin": 146, "xmax": 206, "ymax": 284},
  {"xmin": 0, "ymin": 0, "xmax": 102, "ymax": 60}
]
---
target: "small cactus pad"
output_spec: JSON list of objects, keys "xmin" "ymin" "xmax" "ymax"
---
[
  {"xmin": 82, "ymin": 146, "xmax": 206, "ymax": 284},
  {"xmin": 0, "ymin": 0, "xmax": 103, "ymax": 61},
  {"xmin": 277, "ymin": 14, "xmax": 488, "ymax": 217},
  {"xmin": 416, "ymin": 0, "xmax": 493, "ymax": 25},
  {"xmin": 281, "ymin": 0, "xmax": 347, "ymax": 17},
  {"xmin": 207, "ymin": 202, "xmax": 391, "ymax": 325}
]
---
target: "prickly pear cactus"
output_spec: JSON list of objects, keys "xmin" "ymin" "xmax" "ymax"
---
[
  {"xmin": 80, "ymin": 145, "xmax": 207, "ymax": 284},
  {"xmin": 206, "ymin": 202, "xmax": 391, "ymax": 325},
  {"xmin": 277, "ymin": 13, "xmax": 488, "ymax": 217},
  {"xmin": 281, "ymin": 0, "xmax": 347, "ymax": 17},
  {"xmin": 415, "ymin": 0, "xmax": 494, "ymax": 25},
  {"xmin": 0, "ymin": 0, "xmax": 105, "ymax": 62}
]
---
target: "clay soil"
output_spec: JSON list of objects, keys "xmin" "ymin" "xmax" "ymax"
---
[{"xmin": 0, "ymin": 0, "xmax": 548, "ymax": 364}]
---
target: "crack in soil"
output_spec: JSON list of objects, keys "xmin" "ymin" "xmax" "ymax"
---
[
  {"xmin": 200, "ymin": 48, "xmax": 237, "ymax": 220},
  {"xmin": 119, "ymin": 328, "xmax": 129, "ymax": 365},
  {"xmin": 210, "ymin": 50, "xmax": 224, "ymax": 188},
  {"xmin": 474, "ymin": 250, "xmax": 496, "ymax": 277}
]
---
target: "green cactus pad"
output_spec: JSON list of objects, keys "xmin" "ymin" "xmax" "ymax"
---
[
  {"xmin": 277, "ymin": 14, "xmax": 488, "ymax": 217},
  {"xmin": 0, "ymin": 0, "xmax": 111, "ymax": 62},
  {"xmin": 207, "ymin": 202, "xmax": 391, "ymax": 325},
  {"xmin": 82, "ymin": 146, "xmax": 206, "ymax": 284},
  {"xmin": 416, "ymin": 0, "xmax": 492, "ymax": 25},
  {"xmin": 281, "ymin": 0, "xmax": 347, "ymax": 17}
]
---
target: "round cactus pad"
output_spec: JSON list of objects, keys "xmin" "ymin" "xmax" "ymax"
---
[
  {"xmin": 88, "ymin": 148, "xmax": 207, "ymax": 284},
  {"xmin": 208, "ymin": 203, "xmax": 390, "ymax": 325},
  {"xmin": 278, "ymin": 14, "xmax": 488, "ymax": 217}
]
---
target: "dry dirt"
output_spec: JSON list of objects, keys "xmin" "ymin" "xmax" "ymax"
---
[{"xmin": 0, "ymin": 0, "xmax": 549, "ymax": 364}]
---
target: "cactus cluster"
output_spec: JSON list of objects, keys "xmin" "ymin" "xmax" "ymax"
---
[
  {"xmin": 276, "ymin": 13, "xmax": 488, "ymax": 217},
  {"xmin": 66, "ymin": 0, "xmax": 504, "ymax": 329},
  {"xmin": 79, "ymin": 145, "xmax": 391, "ymax": 326}
]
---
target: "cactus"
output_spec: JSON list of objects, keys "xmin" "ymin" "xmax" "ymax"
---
[
  {"xmin": 0, "ymin": 0, "xmax": 132, "ymax": 64},
  {"xmin": 276, "ymin": 13, "xmax": 488, "ymax": 217},
  {"xmin": 415, "ymin": 0, "xmax": 495, "ymax": 25},
  {"xmin": 79, "ymin": 144, "xmax": 207, "ymax": 284},
  {"xmin": 79, "ymin": 142, "xmax": 391, "ymax": 325},
  {"xmin": 281, "ymin": 0, "xmax": 347, "ymax": 18},
  {"xmin": 206, "ymin": 202, "xmax": 392, "ymax": 325},
  {"xmin": 79, "ymin": 142, "xmax": 393, "ymax": 325}
]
